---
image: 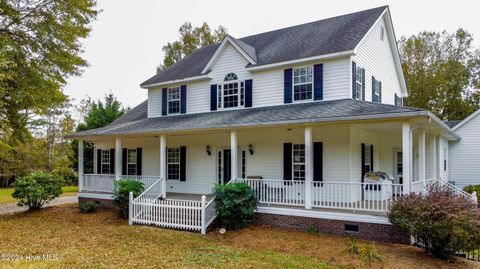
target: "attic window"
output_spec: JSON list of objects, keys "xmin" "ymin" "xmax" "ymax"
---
[
  {"xmin": 224, "ymin": 73, "xmax": 238, "ymax": 81},
  {"xmin": 380, "ymin": 26, "xmax": 385, "ymax": 41}
]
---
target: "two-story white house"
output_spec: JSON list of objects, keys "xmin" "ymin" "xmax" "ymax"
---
[{"xmin": 68, "ymin": 6, "xmax": 472, "ymax": 243}]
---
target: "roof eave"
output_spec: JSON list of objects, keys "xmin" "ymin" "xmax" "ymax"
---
[
  {"xmin": 246, "ymin": 50, "xmax": 355, "ymax": 72},
  {"xmin": 140, "ymin": 74, "xmax": 212, "ymax": 89},
  {"xmin": 66, "ymin": 110, "xmax": 431, "ymax": 140}
]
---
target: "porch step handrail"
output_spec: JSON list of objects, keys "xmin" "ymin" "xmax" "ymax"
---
[
  {"xmin": 133, "ymin": 177, "xmax": 164, "ymax": 202},
  {"xmin": 435, "ymin": 179, "xmax": 477, "ymax": 203}
]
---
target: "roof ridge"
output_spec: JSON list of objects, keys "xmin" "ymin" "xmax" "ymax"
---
[{"xmin": 238, "ymin": 6, "xmax": 388, "ymax": 42}]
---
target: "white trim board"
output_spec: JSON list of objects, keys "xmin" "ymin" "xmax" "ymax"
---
[
  {"xmin": 256, "ymin": 206, "xmax": 391, "ymax": 225},
  {"xmin": 78, "ymin": 192, "xmax": 114, "ymax": 200}
]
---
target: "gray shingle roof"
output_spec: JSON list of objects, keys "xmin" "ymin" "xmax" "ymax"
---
[
  {"xmin": 140, "ymin": 6, "xmax": 388, "ymax": 87},
  {"xmin": 444, "ymin": 120, "xmax": 461, "ymax": 128},
  {"xmin": 67, "ymin": 99, "xmax": 427, "ymax": 138}
]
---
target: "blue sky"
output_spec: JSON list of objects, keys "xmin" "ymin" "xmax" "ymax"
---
[{"xmin": 65, "ymin": 0, "xmax": 480, "ymax": 114}]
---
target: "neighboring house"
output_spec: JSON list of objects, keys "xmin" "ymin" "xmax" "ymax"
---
[
  {"xmin": 68, "ymin": 6, "xmax": 472, "ymax": 243},
  {"xmin": 448, "ymin": 109, "xmax": 480, "ymax": 188}
]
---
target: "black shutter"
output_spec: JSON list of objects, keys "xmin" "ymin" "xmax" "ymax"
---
[
  {"xmin": 352, "ymin": 62, "xmax": 357, "ymax": 99},
  {"xmin": 283, "ymin": 143, "xmax": 292, "ymax": 180},
  {"xmin": 313, "ymin": 64, "xmax": 323, "ymax": 101},
  {"xmin": 122, "ymin": 148, "xmax": 127, "ymax": 175},
  {"xmin": 180, "ymin": 146, "xmax": 186, "ymax": 181},
  {"xmin": 370, "ymin": 144, "xmax": 374, "ymax": 172},
  {"xmin": 245, "ymin": 79, "xmax": 253, "ymax": 107},
  {"xmin": 284, "ymin": 69, "xmax": 292, "ymax": 104},
  {"xmin": 378, "ymin": 81, "xmax": 382, "ymax": 103},
  {"xmin": 361, "ymin": 143, "xmax": 365, "ymax": 182},
  {"xmin": 180, "ymin": 85, "xmax": 187, "ymax": 114},
  {"xmin": 361, "ymin": 68, "xmax": 366, "ymax": 101},
  {"xmin": 313, "ymin": 142, "xmax": 323, "ymax": 181},
  {"xmin": 210, "ymin": 84, "xmax": 217, "ymax": 111},
  {"xmin": 136, "ymin": 148, "xmax": 142, "ymax": 176},
  {"xmin": 162, "ymin": 88, "xmax": 168, "ymax": 116},
  {"xmin": 372, "ymin": 77, "xmax": 377, "ymax": 102},
  {"xmin": 97, "ymin": 149, "xmax": 101, "ymax": 174},
  {"xmin": 109, "ymin": 148, "xmax": 115, "ymax": 174},
  {"xmin": 395, "ymin": 94, "xmax": 398, "ymax": 106}
]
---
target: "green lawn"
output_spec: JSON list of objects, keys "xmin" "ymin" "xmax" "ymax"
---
[{"xmin": 0, "ymin": 186, "xmax": 78, "ymax": 204}]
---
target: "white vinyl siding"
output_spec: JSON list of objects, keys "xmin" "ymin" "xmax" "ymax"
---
[
  {"xmin": 351, "ymin": 15, "xmax": 402, "ymax": 105},
  {"xmin": 146, "ymin": 45, "xmax": 351, "ymax": 117},
  {"xmin": 449, "ymin": 114, "xmax": 480, "ymax": 188}
]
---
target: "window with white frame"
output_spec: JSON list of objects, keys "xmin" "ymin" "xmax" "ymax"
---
[
  {"xmin": 101, "ymin": 150, "xmax": 110, "ymax": 174},
  {"xmin": 293, "ymin": 67, "xmax": 313, "ymax": 101},
  {"xmin": 373, "ymin": 79, "xmax": 382, "ymax": 103},
  {"xmin": 167, "ymin": 148, "xmax": 180, "ymax": 180},
  {"xmin": 217, "ymin": 73, "xmax": 244, "ymax": 109},
  {"xmin": 167, "ymin": 87, "xmax": 180, "ymax": 114},
  {"xmin": 292, "ymin": 144, "xmax": 305, "ymax": 181},
  {"xmin": 355, "ymin": 66, "xmax": 363, "ymax": 100},
  {"xmin": 127, "ymin": 149, "xmax": 137, "ymax": 175}
]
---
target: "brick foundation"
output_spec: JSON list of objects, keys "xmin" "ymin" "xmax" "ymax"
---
[
  {"xmin": 254, "ymin": 212, "xmax": 410, "ymax": 244},
  {"xmin": 78, "ymin": 197, "xmax": 115, "ymax": 209}
]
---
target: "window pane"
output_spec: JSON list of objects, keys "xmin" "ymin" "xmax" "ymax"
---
[
  {"xmin": 293, "ymin": 84, "xmax": 312, "ymax": 101},
  {"xmin": 292, "ymin": 144, "xmax": 305, "ymax": 181},
  {"xmin": 293, "ymin": 67, "xmax": 313, "ymax": 101},
  {"xmin": 167, "ymin": 148, "xmax": 180, "ymax": 180},
  {"xmin": 167, "ymin": 87, "xmax": 180, "ymax": 114},
  {"xmin": 223, "ymin": 82, "xmax": 239, "ymax": 108}
]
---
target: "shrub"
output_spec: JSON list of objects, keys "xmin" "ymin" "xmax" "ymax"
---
[
  {"xmin": 213, "ymin": 182, "xmax": 257, "ymax": 230},
  {"xmin": 463, "ymin": 184, "xmax": 480, "ymax": 203},
  {"xmin": 388, "ymin": 183, "xmax": 480, "ymax": 259},
  {"xmin": 113, "ymin": 180, "xmax": 144, "ymax": 219},
  {"xmin": 78, "ymin": 201, "xmax": 97, "ymax": 213},
  {"xmin": 12, "ymin": 172, "xmax": 63, "ymax": 210}
]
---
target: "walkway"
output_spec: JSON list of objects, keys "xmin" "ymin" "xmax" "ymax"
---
[{"xmin": 0, "ymin": 195, "xmax": 78, "ymax": 215}]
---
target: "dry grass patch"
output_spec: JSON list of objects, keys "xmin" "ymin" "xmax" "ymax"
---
[
  {"xmin": 209, "ymin": 225, "xmax": 480, "ymax": 269},
  {"xmin": 0, "ymin": 205, "xmax": 336, "ymax": 269}
]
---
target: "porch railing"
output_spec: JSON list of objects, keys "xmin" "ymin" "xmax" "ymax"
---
[
  {"xmin": 82, "ymin": 174, "xmax": 116, "ymax": 193},
  {"xmin": 80, "ymin": 174, "xmax": 161, "ymax": 194},
  {"xmin": 236, "ymin": 178, "xmax": 403, "ymax": 213},
  {"xmin": 311, "ymin": 181, "xmax": 403, "ymax": 212}
]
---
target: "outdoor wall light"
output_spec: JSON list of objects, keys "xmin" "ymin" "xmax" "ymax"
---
[
  {"xmin": 206, "ymin": 145, "xmax": 211, "ymax": 156},
  {"xmin": 248, "ymin": 144, "xmax": 254, "ymax": 155}
]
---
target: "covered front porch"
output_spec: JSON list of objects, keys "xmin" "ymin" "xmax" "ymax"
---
[{"xmin": 77, "ymin": 117, "xmax": 454, "ymax": 218}]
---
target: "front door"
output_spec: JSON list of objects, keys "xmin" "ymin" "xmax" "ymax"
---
[{"xmin": 217, "ymin": 149, "xmax": 231, "ymax": 184}]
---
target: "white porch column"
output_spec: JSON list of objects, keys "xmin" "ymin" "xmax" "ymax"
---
[
  {"xmin": 115, "ymin": 137, "xmax": 122, "ymax": 180},
  {"xmin": 419, "ymin": 128, "xmax": 426, "ymax": 187},
  {"xmin": 431, "ymin": 135, "xmax": 436, "ymax": 180},
  {"xmin": 93, "ymin": 143, "xmax": 97, "ymax": 174},
  {"xmin": 402, "ymin": 122, "xmax": 412, "ymax": 194},
  {"xmin": 230, "ymin": 131, "xmax": 238, "ymax": 181},
  {"xmin": 160, "ymin": 135, "xmax": 167, "ymax": 197},
  {"xmin": 78, "ymin": 139, "xmax": 84, "ymax": 192},
  {"xmin": 304, "ymin": 127, "xmax": 313, "ymax": 210}
]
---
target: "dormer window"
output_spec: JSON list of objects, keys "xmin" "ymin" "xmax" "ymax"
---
[
  {"xmin": 167, "ymin": 87, "xmax": 180, "ymax": 114},
  {"xmin": 355, "ymin": 66, "xmax": 363, "ymax": 100},
  {"xmin": 217, "ymin": 73, "xmax": 245, "ymax": 109},
  {"xmin": 293, "ymin": 67, "xmax": 313, "ymax": 101}
]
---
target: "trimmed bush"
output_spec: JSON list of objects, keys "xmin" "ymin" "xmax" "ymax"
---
[
  {"xmin": 12, "ymin": 172, "xmax": 63, "ymax": 210},
  {"xmin": 463, "ymin": 184, "xmax": 480, "ymax": 203},
  {"xmin": 78, "ymin": 201, "xmax": 97, "ymax": 213},
  {"xmin": 113, "ymin": 180, "xmax": 144, "ymax": 219},
  {"xmin": 213, "ymin": 182, "xmax": 257, "ymax": 230},
  {"xmin": 388, "ymin": 183, "xmax": 480, "ymax": 259}
]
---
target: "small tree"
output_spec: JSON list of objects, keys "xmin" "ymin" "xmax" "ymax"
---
[
  {"xmin": 388, "ymin": 183, "xmax": 480, "ymax": 259},
  {"xmin": 12, "ymin": 172, "xmax": 63, "ymax": 210},
  {"xmin": 113, "ymin": 180, "xmax": 144, "ymax": 219},
  {"xmin": 213, "ymin": 182, "xmax": 257, "ymax": 230}
]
